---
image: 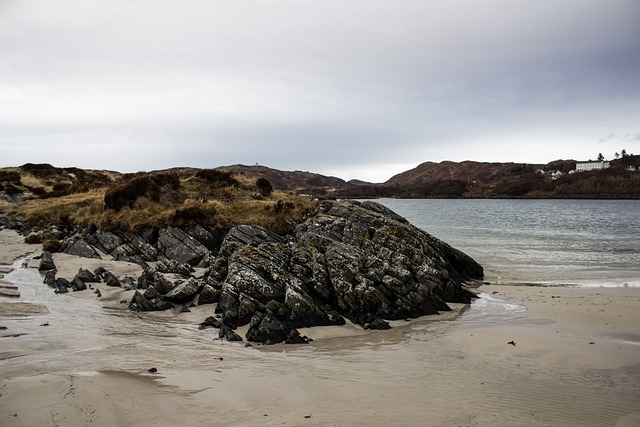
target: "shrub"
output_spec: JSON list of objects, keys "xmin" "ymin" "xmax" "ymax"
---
[
  {"xmin": 195, "ymin": 170, "xmax": 239, "ymax": 187},
  {"xmin": 256, "ymin": 178, "xmax": 273, "ymax": 197},
  {"xmin": 42, "ymin": 239, "xmax": 62, "ymax": 253},
  {"xmin": 173, "ymin": 203, "xmax": 218, "ymax": 226},
  {"xmin": 20, "ymin": 163, "xmax": 57, "ymax": 175},
  {"xmin": 24, "ymin": 234, "xmax": 43, "ymax": 244},
  {"xmin": 104, "ymin": 172, "xmax": 181, "ymax": 212},
  {"xmin": 0, "ymin": 171, "xmax": 21, "ymax": 184}
]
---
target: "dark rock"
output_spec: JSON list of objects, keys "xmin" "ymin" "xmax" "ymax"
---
[
  {"xmin": 121, "ymin": 276, "xmax": 136, "ymax": 290},
  {"xmin": 95, "ymin": 289, "xmax": 102, "ymax": 298},
  {"xmin": 137, "ymin": 268, "xmax": 175, "ymax": 294},
  {"xmin": 109, "ymin": 243, "xmax": 150, "ymax": 268},
  {"xmin": 218, "ymin": 324, "xmax": 243, "ymax": 342},
  {"xmin": 198, "ymin": 316, "xmax": 222, "ymax": 330},
  {"xmin": 179, "ymin": 306, "xmax": 191, "ymax": 313},
  {"xmin": 0, "ymin": 215, "xmax": 22, "ymax": 230},
  {"xmin": 157, "ymin": 227, "xmax": 211, "ymax": 267},
  {"xmin": 120, "ymin": 231, "xmax": 159, "ymax": 261},
  {"xmin": 285, "ymin": 329, "xmax": 309, "ymax": 344},
  {"xmin": 103, "ymin": 271, "xmax": 121, "ymax": 287},
  {"xmin": 153, "ymin": 299, "xmax": 174, "ymax": 311},
  {"xmin": 43, "ymin": 270, "xmax": 56, "ymax": 287},
  {"xmin": 184, "ymin": 224, "xmax": 228, "ymax": 255},
  {"xmin": 38, "ymin": 251, "xmax": 56, "ymax": 272},
  {"xmin": 197, "ymin": 283, "xmax": 221, "ymax": 305},
  {"xmin": 70, "ymin": 276, "xmax": 87, "ymax": 291},
  {"xmin": 143, "ymin": 285, "xmax": 162, "ymax": 300},
  {"xmin": 60, "ymin": 235, "xmax": 101, "ymax": 259},
  {"xmin": 86, "ymin": 229, "xmax": 122, "ymax": 254},
  {"xmin": 54, "ymin": 278, "xmax": 69, "ymax": 293},
  {"xmin": 364, "ymin": 318, "xmax": 391, "ymax": 330},
  {"xmin": 245, "ymin": 312, "xmax": 308, "ymax": 345},
  {"xmin": 156, "ymin": 259, "xmax": 193, "ymax": 276},
  {"xmin": 94, "ymin": 266, "xmax": 107, "ymax": 280},
  {"xmin": 164, "ymin": 278, "xmax": 203, "ymax": 302},
  {"xmin": 76, "ymin": 267, "xmax": 98, "ymax": 283},
  {"xmin": 129, "ymin": 291, "xmax": 155, "ymax": 311}
]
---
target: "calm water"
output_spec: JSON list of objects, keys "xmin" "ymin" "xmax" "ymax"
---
[{"xmin": 374, "ymin": 199, "xmax": 640, "ymax": 287}]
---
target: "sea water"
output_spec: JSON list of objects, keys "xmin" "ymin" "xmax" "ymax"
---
[{"xmin": 374, "ymin": 198, "xmax": 640, "ymax": 287}]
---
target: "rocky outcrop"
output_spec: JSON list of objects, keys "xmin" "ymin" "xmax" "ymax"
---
[
  {"xmin": 37, "ymin": 199, "xmax": 483, "ymax": 344},
  {"xmin": 53, "ymin": 224, "xmax": 224, "ymax": 269},
  {"xmin": 207, "ymin": 200, "xmax": 482, "ymax": 344}
]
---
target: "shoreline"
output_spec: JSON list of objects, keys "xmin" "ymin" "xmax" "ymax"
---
[{"xmin": 1, "ymin": 229, "xmax": 640, "ymax": 426}]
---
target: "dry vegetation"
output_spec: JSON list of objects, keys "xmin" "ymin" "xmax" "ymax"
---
[{"xmin": 7, "ymin": 166, "xmax": 317, "ymax": 235}]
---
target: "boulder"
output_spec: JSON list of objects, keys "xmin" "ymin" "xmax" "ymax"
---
[
  {"xmin": 128, "ymin": 291, "xmax": 172, "ymax": 312},
  {"xmin": 94, "ymin": 266, "xmax": 107, "ymax": 281},
  {"xmin": 129, "ymin": 291, "xmax": 155, "ymax": 311},
  {"xmin": 156, "ymin": 259, "xmax": 193, "ymax": 276},
  {"xmin": 76, "ymin": 267, "xmax": 98, "ymax": 283},
  {"xmin": 103, "ymin": 271, "xmax": 121, "ymax": 287},
  {"xmin": 120, "ymin": 231, "xmax": 159, "ymax": 261},
  {"xmin": 43, "ymin": 270, "xmax": 56, "ymax": 287},
  {"xmin": 157, "ymin": 227, "xmax": 210, "ymax": 267},
  {"xmin": 198, "ymin": 316, "xmax": 222, "ymax": 330},
  {"xmin": 153, "ymin": 299, "xmax": 174, "ymax": 311},
  {"xmin": 143, "ymin": 285, "xmax": 162, "ymax": 300},
  {"xmin": 182, "ymin": 224, "xmax": 228, "ymax": 254},
  {"xmin": 364, "ymin": 318, "xmax": 392, "ymax": 330},
  {"xmin": 38, "ymin": 251, "xmax": 56, "ymax": 272},
  {"xmin": 197, "ymin": 283, "xmax": 221, "ymax": 305},
  {"xmin": 54, "ymin": 278, "xmax": 69, "ymax": 294},
  {"xmin": 218, "ymin": 324, "xmax": 243, "ymax": 342},
  {"xmin": 70, "ymin": 276, "xmax": 87, "ymax": 291},
  {"xmin": 86, "ymin": 229, "xmax": 122, "ymax": 254},
  {"xmin": 60, "ymin": 235, "xmax": 101, "ymax": 259},
  {"xmin": 137, "ymin": 268, "xmax": 175, "ymax": 294},
  {"xmin": 121, "ymin": 276, "xmax": 136, "ymax": 290},
  {"xmin": 165, "ymin": 278, "xmax": 203, "ymax": 302},
  {"xmin": 245, "ymin": 312, "xmax": 308, "ymax": 345}
]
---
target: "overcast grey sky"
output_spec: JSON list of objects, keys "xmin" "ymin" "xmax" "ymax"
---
[{"xmin": 1, "ymin": 0, "xmax": 639, "ymax": 182}]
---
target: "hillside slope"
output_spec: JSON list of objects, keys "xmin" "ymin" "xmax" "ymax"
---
[{"xmin": 337, "ymin": 157, "xmax": 640, "ymax": 198}]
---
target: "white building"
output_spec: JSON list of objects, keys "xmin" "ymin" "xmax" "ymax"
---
[{"xmin": 575, "ymin": 161, "xmax": 610, "ymax": 172}]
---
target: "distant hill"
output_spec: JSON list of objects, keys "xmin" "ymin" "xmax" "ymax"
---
[
  {"xmin": 335, "ymin": 157, "xmax": 640, "ymax": 199},
  {"xmin": 214, "ymin": 164, "xmax": 358, "ymax": 196}
]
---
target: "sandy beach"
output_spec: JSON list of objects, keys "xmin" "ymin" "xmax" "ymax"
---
[{"xmin": 1, "ymin": 229, "xmax": 639, "ymax": 426}]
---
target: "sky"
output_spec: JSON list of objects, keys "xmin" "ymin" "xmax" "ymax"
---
[{"xmin": 1, "ymin": 0, "xmax": 639, "ymax": 183}]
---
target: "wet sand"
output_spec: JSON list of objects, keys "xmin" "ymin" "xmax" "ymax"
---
[{"xmin": 1, "ymin": 229, "xmax": 640, "ymax": 426}]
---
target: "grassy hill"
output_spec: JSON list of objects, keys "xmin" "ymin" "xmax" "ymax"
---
[{"xmin": 1, "ymin": 164, "xmax": 316, "ymax": 236}]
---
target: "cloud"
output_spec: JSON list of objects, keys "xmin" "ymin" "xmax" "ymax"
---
[{"xmin": 1, "ymin": 0, "xmax": 639, "ymax": 181}]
